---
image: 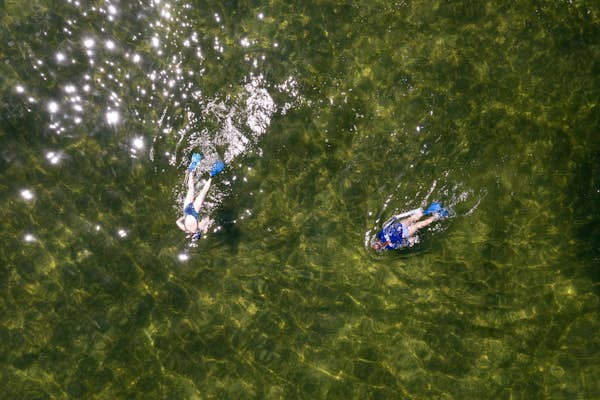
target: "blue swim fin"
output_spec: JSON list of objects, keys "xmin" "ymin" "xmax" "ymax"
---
[
  {"xmin": 424, "ymin": 202, "xmax": 442, "ymax": 216},
  {"xmin": 424, "ymin": 201, "xmax": 449, "ymax": 218},
  {"xmin": 210, "ymin": 160, "xmax": 225, "ymax": 177},
  {"xmin": 188, "ymin": 153, "xmax": 202, "ymax": 172}
]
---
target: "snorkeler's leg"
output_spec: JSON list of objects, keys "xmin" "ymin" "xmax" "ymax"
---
[
  {"xmin": 193, "ymin": 177, "xmax": 212, "ymax": 212},
  {"xmin": 183, "ymin": 174, "xmax": 195, "ymax": 207},
  {"xmin": 406, "ymin": 215, "xmax": 438, "ymax": 237},
  {"xmin": 400, "ymin": 209, "xmax": 424, "ymax": 225}
]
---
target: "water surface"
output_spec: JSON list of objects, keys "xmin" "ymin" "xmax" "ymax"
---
[{"xmin": 1, "ymin": 0, "xmax": 599, "ymax": 398}]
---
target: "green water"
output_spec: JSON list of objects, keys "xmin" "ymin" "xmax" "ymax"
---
[{"xmin": 1, "ymin": 0, "xmax": 599, "ymax": 398}]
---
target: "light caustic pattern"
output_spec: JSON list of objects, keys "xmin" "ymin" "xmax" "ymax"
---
[{"xmin": 13, "ymin": 0, "xmax": 301, "ymax": 243}]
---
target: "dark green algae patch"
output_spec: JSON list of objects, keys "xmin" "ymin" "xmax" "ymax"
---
[{"xmin": 1, "ymin": 0, "xmax": 599, "ymax": 399}]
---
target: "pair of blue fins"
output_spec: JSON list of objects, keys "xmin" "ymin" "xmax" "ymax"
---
[{"xmin": 188, "ymin": 153, "xmax": 224, "ymax": 176}]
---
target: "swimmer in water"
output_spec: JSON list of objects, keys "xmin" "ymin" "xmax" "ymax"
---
[
  {"xmin": 176, "ymin": 154, "xmax": 224, "ymax": 240},
  {"xmin": 372, "ymin": 202, "xmax": 448, "ymax": 251}
]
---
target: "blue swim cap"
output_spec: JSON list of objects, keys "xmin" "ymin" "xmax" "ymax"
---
[{"xmin": 192, "ymin": 231, "xmax": 202, "ymax": 241}]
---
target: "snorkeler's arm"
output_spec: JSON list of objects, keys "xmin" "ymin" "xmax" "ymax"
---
[{"xmin": 176, "ymin": 216, "xmax": 186, "ymax": 231}]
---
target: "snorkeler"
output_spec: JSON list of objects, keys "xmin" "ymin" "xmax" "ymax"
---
[
  {"xmin": 176, "ymin": 153, "xmax": 225, "ymax": 240},
  {"xmin": 372, "ymin": 202, "xmax": 448, "ymax": 251}
]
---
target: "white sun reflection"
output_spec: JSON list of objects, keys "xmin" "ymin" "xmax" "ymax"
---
[
  {"xmin": 23, "ymin": 233, "xmax": 37, "ymax": 243},
  {"xmin": 105, "ymin": 40, "xmax": 116, "ymax": 50},
  {"xmin": 117, "ymin": 229, "xmax": 128, "ymax": 238},
  {"xmin": 178, "ymin": 253, "xmax": 189, "ymax": 262},
  {"xmin": 15, "ymin": 85, "xmax": 25, "ymax": 93},
  {"xmin": 20, "ymin": 189, "xmax": 34, "ymax": 201},
  {"xmin": 64, "ymin": 84, "xmax": 77, "ymax": 94},
  {"xmin": 46, "ymin": 151, "xmax": 62, "ymax": 165},
  {"xmin": 83, "ymin": 38, "xmax": 95, "ymax": 48},
  {"xmin": 48, "ymin": 101, "xmax": 59, "ymax": 114},
  {"xmin": 161, "ymin": 8, "xmax": 172, "ymax": 20},
  {"xmin": 132, "ymin": 137, "xmax": 144, "ymax": 149},
  {"xmin": 106, "ymin": 110, "xmax": 120, "ymax": 125}
]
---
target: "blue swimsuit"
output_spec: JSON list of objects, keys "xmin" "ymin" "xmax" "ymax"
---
[
  {"xmin": 184, "ymin": 203, "xmax": 200, "ymax": 221},
  {"xmin": 378, "ymin": 218, "xmax": 410, "ymax": 250}
]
